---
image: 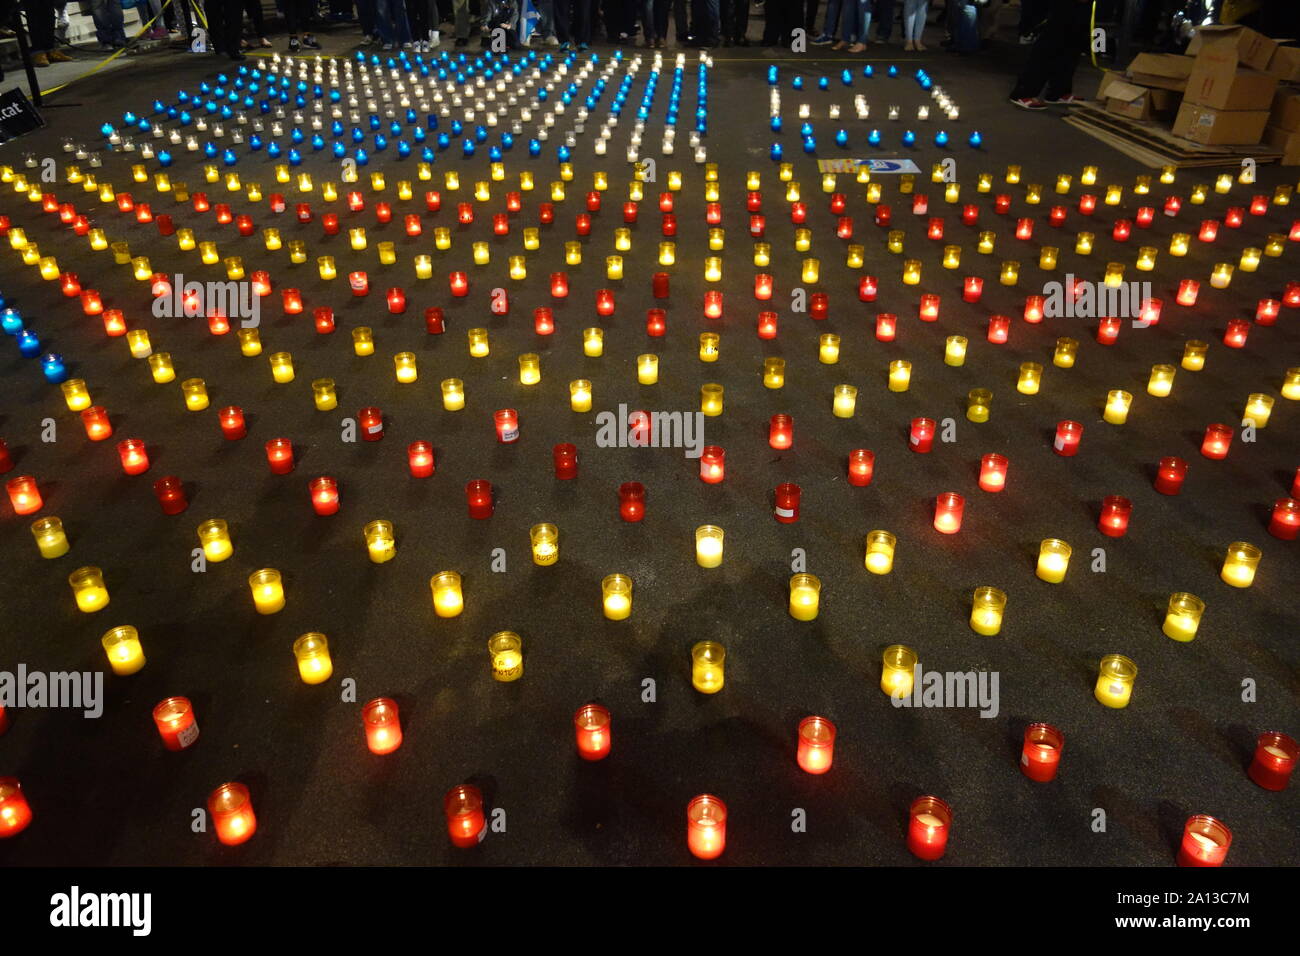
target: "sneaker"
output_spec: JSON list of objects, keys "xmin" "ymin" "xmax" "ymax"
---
[
  {"xmin": 32, "ymin": 52, "xmax": 50, "ymax": 66},
  {"xmin": 303, "ymin": 34, "xmax": 321, "ymax": 49},
  {"xmin": 831, "ymin": 40, "xmax": 846, "ymax": 50},
  {"xmin": 1009, "ymin": 96, "xmax": 1047, "ymax": 110},
  {"xmin": 48, "ymin": 49, "xmax": 73, "ymax": 62},
  {"xmin": 1019, "ymin": 33, "xmax": 1036, "ymax": 45},
  {"xmin": 847, "ymin": 42, "xmax": 865, "ymax": 53},
  {"xmin": 546, "ymin": 34, "xmax": 559, "ymax": 46},
  {"xmin": 1043, "ymin": 93, "xmax": 1083, "ymax": 105},
  {"xmin": 810, "ymin": 34, "xmax": 833, "ymax": 45},
  {"xmin": 559, "ymin": 41, "xmax": 571, "ymax": 50},
  {"xmin": 289, "ymin": 36, "xmax": 300, "ymax": 52},
  {"xmin": 579, "ymin": 41, "xmax": 589, "ymax": 50}
]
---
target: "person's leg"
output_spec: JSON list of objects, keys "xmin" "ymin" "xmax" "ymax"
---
[
  {"xmin": 839, "ymin": 0, "xmax": 860, "ymax": 44},
  {"xmin": 405, "ymin": 0, "xmax": 426, "ymax": 41},
  {"xmin": 1010, "ymin": 0, "xmax": 1072, "ymax": 100},
  {"xmin": 732, "ymin": 0, "xmax": 746, "ymax": 41},
  {"xmin": 1042, "ymin": 0, "xmax": 1090, "ymax": 100},
  {"xmin": 573, "ymin": 0, "xmax": 591, "ymax": 44},
  {"xmin": 553, "ymin": 0, "xmax": 570, "ymax": 42},
  {"xmin": 653, "ymin": 0, "xmax": 667, "ymax": 40},
  {"xmin": 873, "ymin": 0, "xmax": 892, "ymax": 39},
  {"xmin": 813, "ymin": 0, "xmax": 838, "ymax": 41},
  {"xmin": 452, "ymin": 0, "xmax": 468, "ymax": 37},
  {"xmin": 355, "ymin": 0, "xmax": 376, "ymax": 34},
  {"xmin": 803, "ymin": 0, "xmax": 817, "ymax": 34}
]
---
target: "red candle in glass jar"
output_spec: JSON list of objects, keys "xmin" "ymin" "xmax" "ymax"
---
[
  {"xmin": 207, "ymin": 311, "xmax": 231, "ymax": 336},
  {"xmin": 530, "ymin": 307, "xmax": 554, "ymax": 336},
  {"xmin": 769, "ymin": 414, "xmax": 793, "ymax": 450},
  {"xmin": 294, "ymin": 203, "xmax": 312, "ymax": 224},
  {"xmin": 774, "ymin": 482, "xmax": 801, "ymax": 523},
  {"xmin": 686, "ymin": 794, "xmax": 726, "ymax": 860},
  {"xmin": 153, "ymin": 476, "xmax": 187, "ymax": 515},
  {"xmin": 874, "ymin": 204, "xmax": 892, "ymax": 227},
  {"xmin": 1110, "ymin": 217, "xmax": 1131, "ymax": 241},
  {"xmin": 266, "ymin": 438, "xmax": 293, "ymax": 474},
  {"xmin": 758, "ymin": 311, "xmax": 778, "ymax": 339},
  {"xmin": 538, "ymin": 202, "xmax": 555, "ymax": 224},
  {"xmin": 1098, "ymin": 495, "xmax": 1132, "ymax": 537},
  {"xmin": 424, "ymin": 190, "xmax": 441, "ymax": 211},
  {"xmin": 575, "ymin": 213, "xmax": 592, "ymax": 236},
  {"xmin": 652, "ymin": 191, "xmax": 672, "ymax": 213},
  {"xmin": 934, "ymin": 492, "xmax": 964, "ymax": 534},
  {"xmin": 919, "ymin": 294, "xmax": 939, "ymax": 322},
  {"xmin": 987, "ymin": 314, "xmax": 1010, "ymax": 343},
  {"xmin": 962, "ymin": 203, "xmax": 979, "ymax": 226},
  {"xmin": 1198, "ymin": 219, "xmax": 1219, "ymax": 242},
  {"xmin": 236, "ymin": 214, "xmax": 255, "ymax": 237},
  {"xmin": 829, "ymin": 193, "xmax": 847, "ymax": 214},
  {"xmin": 424, "ymin": 308, "xmax": 445, "ymax": 334},
  {"xmin": 307, "ymin": 306, "xmax": 332, "ymax": 334},
  {"xmin": 136, "ymin": 203, "xmax": 154, "ymax": 224},
  {"xmin": 1154, "ymin": 456, "xmax": 1186, "ymax": 494},
  {"xmin": 1135, "ymin": 206, "xmax": 1155, "ymax": 227},
  {"xmin": 836, "ymin": 216, "xmax": 853, "ymax": 239},
  {"xmin": 1218, "ymin": 206, "xmax": 1238, "ymax": 229},
  {"xmin": 103, "ymin": 310, "xmax": 126, "ymax": 336},
  {"xmin": 596, "ymin": 289, "xmax": 615, "ymax": 316},
  {"xmin": 1014, "ymin": 217, "xmax": 1033, "ymax": 240},
  {"xmin": 210, "ymin": 203, "xmax": 230, "ymax": 223},
  {"xmin": 754, "ymin": 273, "xmax": 773, "ymax": 300},
  {"xmin": 1020, "ymin": 723, "xmax": 1064, "ymax": 782},
  {"xmin": 81, "ymin": 406, "xmax": 112, "ymax": 441},
  {"xmin": 907, "ymin": 796, "xmax": 952, "ymax": 860},
  {"xmin": 910, "ymin": 417, "xmax": 936, "ymax": 453},
  {"xmin": 344, "ymin": 190, "xmax": 364, "ymax": 212},
  {"xmin": 1200, "ymin": 424, "xmax": 1232, "ymax": 459},
  {"xmin": 652, "ymin": 272, "xmax": 670, "ymax": 299},
  {"xmin": 553, "ymin": 443, "xmax": 578, "ymax": 480},
  {"xmin": 1163, "ymin": 195, "xmax": 1180, "ymax": 217},
  {"xmin": 1250, "ymin": 194, "xmax": 1269, "ymax": 216},
  {"xmin": 575, "ymin": 703, "xmax": 612, "ymax": 761},
  {"xmin": 1176, "ymin": 279, "xmax": 1199, "ymax": 306},
  {"xmin": 250, "ymin": 272, "xmax": 271, "ymax": 297},
  {"xmin": 703, "ymin": 291, "xmax": 723, "ymax": 319},
  {"xmin": 81, "ymin": 289, "xmax": 103, "ymax": 315},
  {"xmin": 809, "ymin": 292, "xmax": 828, "ymax": 319},
  {"xmin": 282, "ymin": 288, "xmax": 303, "ymax": 314},
  {"xmin": 848, "ymin": 449, "xmax": 875, "ymax": 486},
  {"xmin": 74, "ymin": 215, "xmax": 91, "ymax": 236},
  {"xmin": 494, "ymin": 408, "xmax": 519, "ymax": 444},
  {"xmin": 363, "ymin": 698, "xmax": 402, "ymax": 755},
  {"xmin": 456, "ymin": 202, "xmax": 474, "ymax": 225},
  {"xmin": 1177, "ymin": 816, "xmax": 1231, "ymax": 867},
  {"xmin": 1054, "ymin": 421, "xmax": 1083, "ymax": 456},
  {"xmin": 911, "ymin": 194, "xmax": 928, "ymax": 215},
  {"xmin": 153, "ymin": 697, "xmax": 199, "ymax": 751},
  {"xmin": 449, "ymin": 271, "xmax": 469, "ymax": 297},
  {"xmin": 322, "ymin": 212, "xmax": 340, "ymax": 235},
  {"xmin": 359, "ymin": 407, "xmax": 383, "ymax": 442},
  {"xmin": 1268, "ymin": 498, "xmax": 1300, "ymax": 540},
  {"xmin": 190, "ymin": 192, "xmax": 207, "ymax": 212},
  {"xmin": 310, "ymin": 476, "xmax": 340, "ymax": 516},
  {"xmin": 408, "ymin": 441, "xmax": 435, "ymax": 478},
  {"xmin": 117, "ymin": 438, "xmax": 149, "ymax": 475},
  {"xmin": 875, "ymin": 312, "xmax": 896, "ymax": 341},
  {"xmin": 927, "ymin": 217, "xmax": 944, "ymax": 241},
  {"xmin": 60, "ymin": 273, "xmax": 80, "ymax": 297},
  {"xmin": 1047, "ymin": 205, "xmax": 1066, "ymax": 227},
  {"xmin": 1248, "ymin": 732, "xmax": 1297, "ymax": 790},
  {"xmin": 1256, "ymin": 299, "xmax": 1280, "ymax": 325},
  {"xmin": 1223, "ymin": 319, "xmax": 1249, "ymax": 348},
  {"xmin": 1096, "ymin": 316, "xmax": 1121, "ymax": 345},
  {"xmin": 622, "ymin": 201, "xmax": 639, "ymax": 223},
  {"xmin": 0, "ymin": 778, "xmax": 34, "ymax": 838},
  {"xmin": 349, "ymin": 271, "xmax": 369, "ymax": 297},
  {"xmin": 208, "ymin": 782, "xmax": 256, "ymax": 846},
  {"xmin": 859, "ymin": 275, "xmax": 878, "ymax": 301},
  {"xmin": 618, "ymin": 482, "xmax": 646, "ymax": 521},
  {"xmin": 1139, "ymin": 297, "xmax": 1162, "ymax": 326},
  {"xmin": 492, "ymin": 212, "xmax": 509, "ymax": 235},
  {"xmin": 387, "ymin": 287, "xmax": 406, "ymax": 314},
  {"xmin": 1023, "ymin": 295, "xmax": 1045, "ymax": 323},
  {"xmin": 963, "ymin": 277, "xmax": 983, "ymax": 303},
  {"xmin": 662, "ymin": 212, "xmax": 678, "ymax": 236},
  {"xmin": 466, "ymin": 479, "xmax": 493, "ymax": 518},
  {"xmin": 700, "ymin": 445, "xmax": 725, "ymax": 484},
  {"xmin": 7, "ymin": 476, "xmax": 42, "ymax": 515},
  {"xmin": 646, "ymin": 308, "xmax": 666, "ymax": 336},
  {"xmin": 797, "ymin": 716, "xmax": 836, "ymax": 774},
  {"xmin": 790, "ymin": 201, "xmax": 807, "ymax": 224},
  {"xmin": 745, "ymin": 191, "xmax": 761, "ymax": 212},
  {"xmin": 749, "ymin": 213, "xmax": 765, "ymax": 237},
  {"xmin": 405, "ymin": 213, "xmax": 423, "ymax": 236},
  {"xmin": 979, "ymin": 453, "xmax": 1008, "ymax": 492},
  {"xmin": 1075, "ymin": 193, "xmax": 1095, "ymax": 215},
  {"xmin": 994, "ymin": 194, "xmax": 1011, "ymax": 214},
  {"xmin": 1287, "ymin": 281, "xmax": 1300, "ymax": 308}
]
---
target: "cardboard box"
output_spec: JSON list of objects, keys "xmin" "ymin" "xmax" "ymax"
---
[
  {"xmin": 1101, "ymin": 79, "xmax": 1179, "ymax": 120},
  {"xmin": 1263, "ymin": 124, "xmax": 1300, "ymax": 165},
  {"xmin": 1172, "ymin": 102, "xmax": 1269, "ymax": 145},
  {"xmin": 1271, "ymin": 87, "xmax": 1300, "ymax": 131},
  {"xmin": 1126, "ymin": 53, "xmax": 1195, "ymax": 91},
  {"xmin": 1187, "ymin": 24, "xmax": 1279, "ymax": 72},
  {"xmin": 1268, "ymin": 46, "xmax": 1300, "ymax": 83},
  {"xmin": 1185, "ymin": 63, "xmax": 1278, "ymax": 111}
]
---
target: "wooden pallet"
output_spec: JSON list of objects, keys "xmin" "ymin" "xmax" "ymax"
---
[{"xmin": 1065, "ymin": 102, "xmax": 1281, "ymax": 169}]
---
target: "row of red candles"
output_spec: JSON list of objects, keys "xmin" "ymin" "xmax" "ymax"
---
[{"xmin": 3, "ymin": 699, "xmax": 1293, "ymax": 860}]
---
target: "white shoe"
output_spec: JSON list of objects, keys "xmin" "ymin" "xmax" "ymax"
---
[
  {"xmin": 429, "ymin": 31, "xmax": 441, "ymax": 47},
  {"xmin": 546, "ymin": 34, "xmax": 559, "ymax": 46}
]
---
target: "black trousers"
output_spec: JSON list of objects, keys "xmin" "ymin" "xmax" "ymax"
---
[
  {"xmin": 566, "ymin": 0, "xmax": 591, "ymax": 42},
  {"xmin": 242, "ymin": 0, "xmax": 265, "ymax": 34},
  {"xmin": 761, "ymin": 0, "xmax": 796, "ymax": 45},
  {"xmin": 1010, "ymin": 0, "xmax": 1091, "ymax": 99},
  {"xmin": 803, "ymin": 0, "xmax": 817, "ymax": 33},
  {"xmin": 720, "ymin": 0, "xmax": 744, "ymax": 39},
  {"xmin": 205, "ymin": 0, "xmax": 243, "ymax": 52},
  {"xmin": 406, "ymin": 0, "xmax": 430, "ymax": 36},
  {"xmin": 21, "ymin": 0, "xmax": 55, "ymax": 50},
  {"xmin": 652, "ymin": 0, "xmax": 687, "ymax": 41}
]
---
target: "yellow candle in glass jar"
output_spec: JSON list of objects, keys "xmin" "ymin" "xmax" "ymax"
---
[
  {"xmin": 1055, "ymin": 174, "xmax": 1072, "ymax": 194},
  {"xmin": 944, "ymin": 335, "xmax": 968, "ymax": 367},
  {"xmin": 1053, "ymin": 338, "xmax": 1078, "ymax": 368},
  {"xmin": 1076, "ymin": 232, "xmax": 1094, "ymax": 255},
  {"xmin": 977, "ymin": 172, "xmax": 992, "ymax": 192},
  {"xmin": 530, "ymin": 523, "xmax": 559, "ymax": 566},
  {"xmin": 1282, "ymin": 368, "xmax": 1300, "ymax": 401},
  {"xmin": 101, "ymin": 626, "xmax": 145, "ymax": 676},
  {"xmin": 434, "ymin": 227, "xmax": 452, "ymax": 251},
  {"xmin": 1220, "ymin": 542, "xmax": 1261, "ymax": 588},
  {"xmin": 778, "ymin": 163, "xmax": 793, "ymax": 182},
  {"xmin": 441, "ymin": 378, "xmax": 465, "ymax": 411},
  {"xmin": 181, "ymin": 378, "xmax": 209, "ymax": 411},
  {"xmin": 472, "ymin": 242, "xmax": 490, "ymax": 266},
  {"xmin": 197, "ymin": 519, "xmax": 233, "ymax": 562},
  {"xmin": 614, "ymin": 228, "xmax": 632, "ymax": 252},
  {"xmin": 691, "ymin": 641, "xmax": 725, "ymax": 693},
  {"xmin": 69, "ymin": 566, "xmax": 109, "ymax": 613},
  {"xmin": 127, "ymin": 329, "xmax": 152, "ymax": 359},
  {"xmin": 1039, "ymin": 246, "xmax": 1058, "ymax": 270},
  {"xmin": 695, "ymin": 525, "xmax": 724, "ymax": 568},
  {"xmin": 318, "ymin": 256, "xmax": 337, "ymax": 280},
  {"xmin": 570, "ymin": 379, "xmax": 592, "ymax": 412},
  {"xmin": 638, "ymin": 354, "xmax": 659, "ymax": 385},
  {"xmin": 967, "ymin": 388, "xmax": 992, "ymax": 423},
  {"xmin": 249, "ymin": 569, "xmax": 285, "ymax": 614},
  {"xmin": 1162, "ymin": 592, "xmax": 1205, "ymax": 642},
  {"xmin": 269, "ymin": 352, "xmax": 295, "ymax": 384},
  {"xmin": 414, "ymin": 254, "xmax": 433, "ymax": 279},
  {"xmin": 517, "ymin": 353, "xmax": 540, "ymax": 386},
  {"xmin": 889, "ymin": 360, "xmax": 912, "ymax": 392},
  {"xmin": 431, "ymin": 571, "xmax": 464, "ymax": 617},
  {"xmin": 1017, "ymin": 362, "xmax": 1042, "ymax": 395},
  {"xmin": 819, "ymin": 334, "xmax": 841, "ymax": 364},
  {"xmin": 1000, "ymin": 260, "xmax": 1019, "ymax": 285},
  {"xmin": 887, "ymin": 230, "xmax": 906, "ymax": 255},
  {"xmin": 1239, "ymin": 248, "xmax": 1261, "ymax": 272},
  {"xmin": 864, "ymin": 530, "xmax": 896, "ymax": 574},
  {"xmin": 882, "ymin": 645, "xmax": 917, "ymax": 699},
  {"xmin": 364, "ymin": 520, "xmax": 395, "ymax": 564},
  {"xmin": 786, "ymin": 181, "xmax": 801, "ymax": 202},
  {"xmin": 970, "ymin": 587, "xmax": 1007, "ymax": 636},
  {"xmin": 763, "ymin": 357, "xmax": 785, "ymax": 389},
  {"xmin": 788, "ymin": 574, "xmax": 821, "ymax": 621},
  {"xmin": 602, "ymin": 573, "xmax": 632, "ymax": 620},
  {"xmin": 1265, "ymin": 234, "xmax": 1285, "ymax": 257},
  {"xmin": 658, "ymin": 241, "xmax": 676, "ymax": 265},
  {"xmin": 846, "ymin": 244, "xmax": 864, "ymax": 268},
  {"xmin": 1094, "ymin": 654, "xmax": 1137, "ymax": 708},
  {"xmin": 793, "ymin": 229, "xmax": 811, "ymax": 253},
  {"xmin": 232, "ymin": 328, "xmax": 261, "ymax": 358},
  {"xmin": 1148, "ymin": 365, "xmax": 1176, "ymax": 397},
  {"xmin": 1136, "ymin": 247, "xmax": 1157, "ymax": 271},
  {"xmin": 61, "ymin": 379, "xmax": 91, "ymax": 411},
  {"xmin": 377, "ymin": 241, "xmax": 396, "ymax": 266},
  {"xmin": 293, "ymin": 633, "xmax": 333, "ymax": 684},
  {"xmin": 700, "ymin": 383, "xmax": 723, "ymax": 416},
  {"xmin": 1242, "ymin": 393, "xmax": 1273, "ymax": 427},
  {"xmin": 288, "ymin": 240, "xmax": 307, "ymax": 263},
  {"xmin": 488, "ymin": 632, "xmax": 523, "ymax": 683},
  {"xmin": 199, "ymin": 242, "xmax": 219, "ymax": 265},
  {"xmin": 1103, "ymin": 389, "xmax": 1133, "ymax": 425},
  {"xmin": 468, "ymin": 328, "xmax": 490, "ymax": 358},
  {"xmin": 565, "ymin": 241, "xmax": 582, "ymax": 265},
  {"xmin": 607, "ymin": 255, "xmax": 624, "ymax": 280},
  {"xmin": 1025, "ymin": 184, "xmax": 1042, "ymax": 204},
  {"xmin": 31, "ymin": 516, "xmax": 69, "ymax": 559},
  {"xmin": 699, "ymin": 333, "xmax": 720, "ymax": 363},
  {"xmin": 137, "ymin": 257, "xmax": 159, "ymax": 281},
  {"xmin": 1210, "ymin": 263, "xmax": 1233, "ymax": 289},
  {"xmin": 978, "ymin": 231, "xmax": 996, "ymax": 254},
  {"xmin": 801, "ymin": 258, "xmax": 819, "ymax": 283},
  {"xmin": 583, "ymin": 328, "xmax": 604, "ymax": 357},
  {"xmin": 943, "ymin": 245, "xmax": 961, "ymax": 269},
  {"xmin": 522, "ymin": 228, "xmax": 539, "ymax": 252},
  {"xmin": 391, "ymin": 352, "xmax": 417, "ymax": 384},
  {"xmin": 753, "ymin": 242, "xmax": 771, "ymax": 267},
  {"xmin": 345, "ymin": 327, "xmax": 371, "ymax": 357},
  {"xmin": 1036, "ymin": 539, "xmax": 1071, "ymax": 583},
  {"xmin": 833, "ymin": 384, "xmax": 858, "ymax": 418},
  {"xmin": 902, "ymin": 258, "xmax": 921, "ymax": 284}
]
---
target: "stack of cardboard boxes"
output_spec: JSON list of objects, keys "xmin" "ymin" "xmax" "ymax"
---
[{"xmin": 1094, "ymin": 24, "xmax": 1300, "ymax": 162}]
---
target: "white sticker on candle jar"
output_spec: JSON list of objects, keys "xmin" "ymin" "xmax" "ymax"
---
[
  {"xmin": 910, "ymin": 433, "xmax": 922, "ymax": 445},
  {"xmin": 775, "ymin": 506, "xmax": 795, "ymax": 518},
  {"xmin": 177, "ymin": 721, "xmax": 200, "ymax": 749},
  {"xmin": 367, "ymin": 423, "xmax": 383, "ymax": 434},
  {"xmin": 1053, "ymin": 436, "xmax": 1066, "ymax": 451},
  {"xmin": 501, "ymin": 428, "xmax": 519, "ymax": 442}
]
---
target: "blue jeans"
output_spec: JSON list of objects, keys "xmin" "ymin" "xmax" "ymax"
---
[
  {"xmin": 375, "ymin": 0, "xmax": 413, "ymax": 42},
  {"xmin": 91, "ymin": 0, "xmax": 128, "ymax": 45},
  {"xmin": 691, "ymin": 0, "xmax": 718, "ymax": 41}
]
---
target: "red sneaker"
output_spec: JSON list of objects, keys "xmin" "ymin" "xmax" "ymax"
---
[{"xmin": 1009, "ymin": 97, "xmax": 1047, "ymax": 111}]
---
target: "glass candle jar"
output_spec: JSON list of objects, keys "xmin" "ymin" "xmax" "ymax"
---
[
  {"xmin": 602, "ymin": 573, "xmax": 633, "ymax": 621},
  {"xmin": 181, "ymin": 378, "xmax": 208, "ymax": 411},
  {"xmin": 1161, "ymin": 591, "xmax": 1206, "ymax": 643},
  {"xmin": 686, "ymin": 794, "xmax": 727, "ymax": 860},
  {"xmin": 30, "ymin": 516, "xmax": 69, "ymax": 558},
  {"xmin": 970, "ymin": 586, "xmax": 1007, "ymax": 635},
  {"xmin": 881, "ymin": 644, "xmax": 917, "ymax": 699},
  {"xmin": 553, "ymin": 444, "xmax": 578, "ymax": 481},
  {"xmin": 68, "ymin": 566, "xmax": 109, "ymax": 612},
  {"xmin": 197, "ymin": 518, "xmax": 233, "ymax": 562},
  {"xmin": 1103, "ymin": 390, "xmax": 1133, "ymax": 425},
  {"xmin": 907, "ymin": 796, "xmax": 952, "ymax": 861},
  {"xmin": 1054, "ymin": 420, "xmax": 1083, "ymax": 457},
  {"xmin": 1021, "ymin": 723, "xmax": 1064, "ymax": 782},
  {"xmin": 1268, "ymin": 497, "xmax": 1300, "ymax": 540},
  {"xmin": 1178, "ymin": 816, "xmax": 1231, "ymax": 868},
  {"xmin": 1098, "ymin": 495, "xmax": 1132, "ymax": 537},
  {"xmin": 309, "ymin": 476, "xmax": 339, "ymax": 516},
  {"xmin": 292, "ymin": 632, "xmax": 334, "ymax": 685},
  {"xmin": 493, "ymin": 409, "xmax": 519, "ymax": 444},
  {"xmin": 61, "ymin": 379, "xmax": 90, "ymax": 411},
  {"xmin": 7, "ymin": 476, "xmax": 42, "ymax": 515},
  {"xmin": 1248, "ymin": 732, "xmax": 1298, "ymax": 791},
  {"xmin": 208, "ymin": 782, "xmax": 256, "ymax": 846},
  {"xmin": 1182, "ymin": 341, "xmax": 1208, "ymax": 371},
  {"xmin": 909, "ymin": 417, "xmax": 936, "ymax": 453},
  {"xmin": 797, "ymin": 716, "xmax": 836, "ymax": 775},
  {"xmin": 618, "ymin": 482, "xmax": 646, "ymax": 522},
  {"xmin": 575, "ymin": 703, "xmax": 612, "ymax": 761},
  {"xmin": 1147, "ymin": 364, "xmax": 1176, "ymax": 397},
  {"xmin": 431, "ymin": 570, "xmax": 464, "ymax": 617},
  {"xmin": 153, "ymin": 697, "xmax": 198, "ymax": 751},
  {"xmin": 691, "ymin": 641, "xmax": 725, "ymax": 695},
  {"xmin": 637, "ymin": 354, "xmax": 659, "ymax": 385},
  {"xmin": 362, "ymin": 698, "xmax": 402, "ymax": 755},
  {"xmin": 529, "ymin": 523, "xmax": 559, "ymax": 567},
  {"xmin": 933, "ymin": 492, "xmax": 964, "ymax": 534},
  {"xmin": 818, "ymin": 333, "xmax": 841, "ymax": 364},
  {"xmin": 488, "ymin": 631, "xmax": 523, "ymax": 682},
  {"xmin": 80, "ymin": 406, "xmax": 112, "ymax": 442},
  {"xmin": 466, "ymin": 479, "xmax": 493, "ymax": 519},
  {"xmin": 788, "ymin": 573, "xmax": 821, "ymax": 621},
  {"xmin": 762, "ymin": 357, "xmax": 785, "ymax": 389},
  {"xmin": 978, "ymin": 453, "xmax": 1008, "ymax": 493},
  {"xmin": 1094, "ymin": 654, "xmax": 1137, "ymax": 708},
  {"xmin": 1243, "ymin": 393, "xmax": 1274, "ymax": 428},
  {"xmin": 1201, "ymin": 423, "xmax": 1233, "ymax": 460},
  {"xmin": 695, "ymin": 525, "xmax": 724, "ymax": 568},
  {"xmin": 363, "ymin": 519, "xmax": 395, "ymax": 565},
  {"xmin": 249, "ymin": 568, "xmax": 285, "ymax": 614},
  {"xmin": 1220, "ymin": 542, "xmax": 1261, "ymax": 588},
  {"xmin": 833, "ymin": 384, "xmax": 858, "ymax": 418},
  {"xmin": 1017, "ymin": 362, "xmax": 1043, "ymax": 395},
  {"xmin": 116, "ymin": 438, "xmax": 149, "ymax": 475},
  {"xmin": 101, "ymin": 625, "xmax": 145, "ymax": 676},
  {"xmin": 1150, "ymin": 456, "xmax": 1187, "ymax": 495},
  {"xmin": 444, "ymin": 784, "xmax": 485, "ymax": 849},
  {"xmin": 1036, "ymin": 539, "xmax": 1071, "ymax": 583},
  {"xmin": 967, "ymin": 389, "xmax": 992, "ymax": 424},
  {"xmin": 153, "ymin": 476, "xmax": 187, "ymax": 514}
]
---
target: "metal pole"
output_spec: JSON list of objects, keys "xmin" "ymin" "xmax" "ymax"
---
[{"xmin": 11, "ymin": 7, "xmax": 43, "ymax": 107}]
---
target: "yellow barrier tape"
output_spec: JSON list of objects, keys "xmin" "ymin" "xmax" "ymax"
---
[{"xmin": 1089, "ymin": 1, "xmax": 1097, "ymax": 68}]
